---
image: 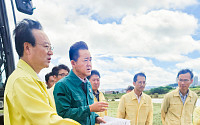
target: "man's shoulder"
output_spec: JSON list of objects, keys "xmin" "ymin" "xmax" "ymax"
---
[
  {"xmin": 7, "ymin": 68, "xmax": 33, "ymax": 85},
  {"xmin": 143, "ymin": 93, "xmax": 152, "ymax": 100},
  {"xmin": 99, "ymin": 91, "xmax": 104, "ymax": 95},
  {"xmin": 165, "ymin": 89, "xmax": 177, "ymax": 96},
  {"xmin": 121, "ymin": 92, "xmax": 133, "ymax": 100},
  {"xmin": 189, "ymin": 89, "xmax": 198, "ymax": 98},
  {"xmin": 55, "ymin": 78, "xmax": 69, "ymax": 87},
  {"xmin": 189, "ymin": 89, "xmax": 197, "ymax": 94},
  {"xmin": 54, "ymin": 77, "xmax": 74, "ymax": 90}
]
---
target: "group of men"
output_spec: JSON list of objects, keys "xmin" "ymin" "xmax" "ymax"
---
[
  {"xmin": 117, "ymin": 69, "xmax": 199, "ymax": 125},
  {"xmin": 3, "ymin": 18, "xmax": 200, "ymax": 125},
  {"xmin": 4, "ymin": 19, "xmax": 108, "ymax": 125}
]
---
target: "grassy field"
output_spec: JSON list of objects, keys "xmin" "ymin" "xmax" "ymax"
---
[{"xmin": 107, "ymin": 101, "xmax": 162, "ymax": 125}]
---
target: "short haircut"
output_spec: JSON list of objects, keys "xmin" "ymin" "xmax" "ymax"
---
[
  {"xmin": 69, "ymin": 41, "xmax": 88, "ymax": 62},
  {"xmin": 126, "ymin": 85, "xmax": 134, "ymax": 92},
  {"xmin": 133, "ymin": 72, "xmax": 146, "ymax": 82},
  {"xmin": 52, "ymin": 64, "xmax": 70, "ymax": 76},
  {"xmin": 87, "ymin": 70, "xmax": 101, "ymax": 80},
  {"xmin": 45, "ymin": 72, "xmax": 53, "ymax": 83},
  {"xmin": 177, "ymin": 69, "xmax": 193, "ymax": 79},
  {"xmin": 13, "ymin": 19, "xmax": 42, "ymax": 57}
]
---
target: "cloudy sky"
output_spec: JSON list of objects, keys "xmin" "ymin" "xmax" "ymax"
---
[{"xmin": 5, "ymin": 0, "xmax": 200, "ymax": 90}]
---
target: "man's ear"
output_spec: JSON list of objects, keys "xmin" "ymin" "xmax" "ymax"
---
[
  {"xmin": 23, "ymin": 42, "xmax": 31, "ymax": 55},
  {"xmin": 133, "ymin": 82, "xmax": 136, "ymax": 86},
  {"xmin": 71, "ymin": 60, "xmax": 76, "ymax": 68},
  {"xmin": 190, "ymin": 79, "xmax": 193, "ymax": 85}
]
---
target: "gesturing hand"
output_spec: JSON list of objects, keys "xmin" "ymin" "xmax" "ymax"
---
[{"xmin": 89, "ymin": 102, "xmax": 109, "ymax": 112}]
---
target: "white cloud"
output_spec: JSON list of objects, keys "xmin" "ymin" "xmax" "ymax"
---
[
  {"xmin": 5, "ymin": 0, "xmax": 200, "ymax": 89},
  {"xmin": 93, "ymin": 56, "xmax": 176, "ymax": 89},
  {"xmin": 7, "ymin": 0, "xmax": 199, "ymax": 62},
  {"xmin": 176, "ymin": 58, "xmax": 200, "ymax": 70}
]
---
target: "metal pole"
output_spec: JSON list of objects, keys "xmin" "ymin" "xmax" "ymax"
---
[{"xmin": 10, "ymin": 0, "xmax": 17, "ymax": 26}]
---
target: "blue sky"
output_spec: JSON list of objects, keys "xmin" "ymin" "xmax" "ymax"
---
[{"xmin": 5, "ymin": 0, "xmax": 200, "ymax": 90}]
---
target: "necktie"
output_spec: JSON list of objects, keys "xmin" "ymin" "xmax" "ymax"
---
[{"xmin": 81, "ymin": 82, "xmax": 87, "ymax": 94}]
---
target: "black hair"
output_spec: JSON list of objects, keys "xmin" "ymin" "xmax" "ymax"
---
[
  {"xmin": 87, "ymin": 70, "xmax": 100, "ymax": 80},
  {"xmin": 133, "ymin": 72, "xmax": 146, "ymax": 82},
  {"xmin": 52, "ymin": 64, "xmax": 70, "ymax": 76},
  {"xmin": 177, "ymin": 69, "xmax": 193, "ymax": 79},
  {"xmin": 13, "ymin": 19, "xmax": 42, "ymax": 57},
  {"xmin": 69, "ymin": 41, "xmax": 88, "ymax": 61},
  {"xmin": 126, "ymin": 86, "xmax": 134, "ymax": 92},
  {"xmin": 45, "ymin": 72, "xmax": 53, "ymax": 83}
]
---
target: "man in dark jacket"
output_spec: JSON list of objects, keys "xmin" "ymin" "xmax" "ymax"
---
[{"xmin": 54, "ymin": 41, "xmax": 108, "ymax": 125}]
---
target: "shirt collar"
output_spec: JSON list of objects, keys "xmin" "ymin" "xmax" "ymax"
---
[
  {"xmin": 77, "ymin": 76, "xmax": 87, "ymax": 83},
  {"xmin": 68, "ymin": 70, "xmax": 88, "ymax": 86},
  {"xmin": 179, "ymin": 89, "xmax": 189, "ymax": 97},
  {"xmin": 93, "ymin": 90, "xmax": 99, "ymax": 95},
  {"xmin": 134, "ymin": 92, "xmax": 142, "ymax": 98},
  {"xmin": 130, "ymin": 90, "xmax": 144, "ymax": 100}
]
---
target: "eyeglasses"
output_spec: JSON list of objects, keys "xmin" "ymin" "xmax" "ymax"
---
[
  {"xmin": 37, "ymin": 43, "xmax": 54, "ymax": 51},
  {"xmin": 58, "ymin": 73, "xmax": 68, "ymax": 77},
  {"xmin": 137, "ymin": 81, "xmax": 146, "ymax": 85},
  {"xmin": 178, "ymin": 79, "xmax": 190, "ymax": 82}
]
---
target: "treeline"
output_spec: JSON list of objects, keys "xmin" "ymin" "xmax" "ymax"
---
[{"xmin": 145, "ymin": 86, "xmax": 173, "ymax": 95}]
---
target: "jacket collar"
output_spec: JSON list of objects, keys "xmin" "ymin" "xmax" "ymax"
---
[
  {"xmin": 130, "ymin": 90, "xmax": 145, "ymax": 100},
  {"xmin": 174, "ymin": 87, "xmax": 193, "ymax": 97},
  {"xmin": 17, "ymin": 59, "xmax": 40, "ymax": 81},
  {"xmin": 67, "ymin": 69, "xmax": 89, "ymax": 86}
]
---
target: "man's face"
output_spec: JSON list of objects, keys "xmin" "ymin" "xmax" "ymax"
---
[
  {"xmin": 133, "ymin": 76, "xmax": 146, "ymax": 93},
  {"xmin": 89, "ymin": 74, "xmax": 100, "ymax": 92},
  {"xmin": 55, "ymin": 69, "xmax": 69, "ymax": 82},
  {"xmin": 72, "ymin": 49, "xmax": 92, "ymax": 79},
  {"xmin": 178, "ymin": 73, "xmax": 193, "ymax": 93},
  {"xmin": 29, "ymin": 29, "xmax": 53, "ymax": 71},
  {"xmin": 47, "ymin": 76, "xmax": 55, "ymax": 88}
]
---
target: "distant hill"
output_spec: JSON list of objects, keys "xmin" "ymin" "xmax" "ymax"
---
[
  {"xmin": 101, "ymin": 83, "xmax": 178, "ymax": 93},
  {"xmin": 145, "ymin": 86, "xmax": 157, "ymax": 90},
  {"xmin": 168, "ymin": 83, "xmax": 178, "ymax": 88}
]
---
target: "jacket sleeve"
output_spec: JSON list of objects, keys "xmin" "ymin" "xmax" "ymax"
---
[
  {"xmin": 161, "ymin": 95, "xmax": 170, "ymax": 125},
  {"xmin": 53, "ymin": 83, "xmax": 91, "ymax": 122},
  {"xmin": 117, "ymin": 95, "xmax": 126, "ymax": 119},
  {"xmin": 193, "ymin": 106, "xmax": 200, "ymax": 125},
  {"xmin": 193, "ymin": 93, "xmax": 198, "ymax": 112},
  {"xmin": 13, "ymin": 77, "xmax": 80, "ymax": 125},
  {"xmin": 146, "ymin": 98, "xmax": 153, "ymax": 125}
]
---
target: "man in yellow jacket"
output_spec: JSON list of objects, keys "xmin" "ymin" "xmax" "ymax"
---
[
  {"xmin": 117, "ymin": 72, "xmax": 153, "ymax": 125},
  {"xmin": 161, "ymin": 69, "xmax": 198, "ymax": 125},
  {"xmin": 4, "ymin": 19, "xmax": 80, "ymax": 125},
  {"xmin": 87, "ymin": 70, "xmax": 108, "ymax": 125}
]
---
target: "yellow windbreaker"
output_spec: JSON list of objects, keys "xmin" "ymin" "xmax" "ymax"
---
[
  {"xmin": 93, "ymin": 91, "xmax": 108, "ymax": 125},
  {"xmin": 161, "ymin": 88, "xmax": 198, "ymax": 125},
  {"xmin": 48, "ymin": 83, "xmax": 55, "ymax": 103},
  {"xmin": 193, "ymin": 106, "xmax": 200, "ymax": 125},
  {"xmin": 117, "ymin": 90, "xmax": 153, "ymax": 125},
  {"xmin": 4, "ymin": 59, "xmax": 80, "ymax": 125}
]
